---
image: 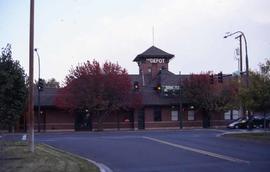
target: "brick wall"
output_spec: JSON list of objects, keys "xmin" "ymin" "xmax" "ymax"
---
[
  {"xmin": 142, "ymin": 106, "xmax": 227, "ymax": 129},
  {"xmin": 34, "ymin": 108, "xmax": 74, "ymax": 130},
  {"xmin": 139, "ymin": 60, "xmax": 168, "ymax": 79},
  {"xmin": 31, "ymin": 106, "xmax": 227, "ymax": 131}
]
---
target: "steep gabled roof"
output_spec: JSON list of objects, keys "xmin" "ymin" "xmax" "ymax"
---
[
  {"xmin": 133, "ymin": 46, "xmax": 174, "ymax": 62},
  {"xmin": 159, "ymin": 69, "xmax": 180, "ymax": 86}
]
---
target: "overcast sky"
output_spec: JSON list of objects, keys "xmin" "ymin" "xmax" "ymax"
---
[{"xmin": 1, "ymin": 0, "xmax": 270, "ymax": 85}]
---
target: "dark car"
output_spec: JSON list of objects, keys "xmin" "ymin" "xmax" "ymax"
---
[
  {"xmin": 252, "ymin": 113, "xmax": 270, "ymax": 128},
  {"xmin": 262, "ymin": 114, "xmax": 270, "ymax": 128},
  {"xmin": 227, "ymin": 114, "xmax": 270, "ymax": 129},
  {"xmin": 227, "ymin": 117, "xmax": 250, "ymax": 129},
  {"xmin": 252, "ymin": 115, "xmax": 264, "ymax": 128},
  {"xmin": 266, "ymin": 115, "xmax": 270, "ymax": 128}
]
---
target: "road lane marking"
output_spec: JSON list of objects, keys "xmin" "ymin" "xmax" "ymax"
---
[{"xmin": 143, "ymin": 136, "xmax": 250, "ymax": 164}]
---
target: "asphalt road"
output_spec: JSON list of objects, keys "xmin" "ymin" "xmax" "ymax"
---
[{"xmin": 3, "ymin": 129, "xmax": 270, "ymax": 172}]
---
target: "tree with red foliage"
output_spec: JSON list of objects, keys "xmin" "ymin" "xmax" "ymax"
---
[
  {"xmin": 56, "ymin": 60, "xmax": 132, "ymax": 130},
  {"xmin": 182, "ymin": 72, "xmax": 238, "ymax": 127}
]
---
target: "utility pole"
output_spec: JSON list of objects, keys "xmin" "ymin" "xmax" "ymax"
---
[
  {"xmin": 235, "ymin": 35, "xmax": 244, "ymax": 117},
  {"xmin": 235, "ymin": 35, "xmax": 243, "ymax": 73},
  {"xmin": 28, "ymin": 0, "xmax": 35, "ymax": 152},
  {"xmin": 224, "ymin": 31, "xmax": 249, "ymax": 117},
  {"xmin": 179, "ymin": 71, "xmax": 183, "ymax": 129}
]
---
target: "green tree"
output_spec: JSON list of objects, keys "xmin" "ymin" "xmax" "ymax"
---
[
  {"xmin": 239, "ymin": 59, "xmax": 270, "ymax": 114},
  {"xmin": 0, "ymin": 44, "xmax": 27, "ymax": 131}
]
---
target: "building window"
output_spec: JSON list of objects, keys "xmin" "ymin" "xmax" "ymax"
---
[
  {"xmin": 224, "ymin": 111, "xmax": 231, "ymax": 120},
  {"xmin": 154, "ymin": 107, "xmax": 162, "ymax": 121},
  {"xmin": 232, "ymin": 110, "xmax": 239, "ymax": 119},
  {"xmin": 171, "ymin": 111, "xmax": 178, "ymax": 121},
  {"xmin": 224, "ymin": 110, "xmax": 239, "ymax": 120},
  {"xmin": 188, "ymin": 110, "xmax": 195, "ymax": 120}
]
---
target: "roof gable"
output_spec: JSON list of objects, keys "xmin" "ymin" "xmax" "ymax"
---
[{"xmin": 133, "ymin": 46, "xmax": 174, "ymax": 62}]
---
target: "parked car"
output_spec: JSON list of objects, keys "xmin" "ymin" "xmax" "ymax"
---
[
  {"xmin": 227, "ymin": 117, "xmax": 250, "ymax": 129},
  {"xmin": 264, "ymin": 114, "xmax": 270, "ymax": 128},
  {"xmin": 252, "ymin": 115, "xmax": 264, "ymax": 128},
  {"xmin": 227, "ymin": 114, "xmax": 270, "ymax": 129}
]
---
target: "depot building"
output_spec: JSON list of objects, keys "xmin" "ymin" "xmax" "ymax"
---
[{"xmin": 20, "ymin": 46, "xmax": 238, "ymax": 131}]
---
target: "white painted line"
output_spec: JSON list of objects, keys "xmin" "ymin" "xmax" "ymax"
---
[{"xmin": 143, "ymin": 136, "xmax": 250, "ymax": 164}]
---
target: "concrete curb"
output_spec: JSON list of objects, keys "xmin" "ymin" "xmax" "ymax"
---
[
  {"xmin": 43, "ymin": 144, "xmax": 113, "ymax": 172},
  {"xmin": 216, "ymin": 129, "xmax": 270, "ymax": 137}
]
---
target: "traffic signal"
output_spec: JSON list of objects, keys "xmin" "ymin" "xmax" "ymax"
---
[
  {"xmin": 38, "ymin": 78, "xmax": 44, "ymax": 91},
  {"xmin": 134, "ymin": 81, "xmax": 139, "ymax": 91},
  {"xmin": 209, "ymin": 74, "xmax": 214, "ymax": 84},
  {"xmin": 218, "ymin": 72, "xmax": 223, "ymax": 83}
]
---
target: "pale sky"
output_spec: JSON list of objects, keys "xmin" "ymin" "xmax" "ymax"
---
[{"xmin": 1, "ymin": 0, "xmax": 270, "ymax": 85}]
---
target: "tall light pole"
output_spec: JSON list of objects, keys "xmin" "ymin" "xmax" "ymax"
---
[
  {"xmin": 224, "ymin": 31, "xmax": 249, "ymax": 87},
  {"xmin": 34, "ymin": 48, "xmax": 41, "ymax": 132},
  {"xmin": 28, "ymin": 0, "xmax": 35, "ymax": 152},
  {"xmin": 224, "ymin": 31, "xmax": 249, "ymax": 118},
  {"xmin": 178, "ymin": 71, "xmax": 183, "ymax": 129},
  {"xmin": 235, "ymin": 35, "xmax": 243, "ymax": 74}
]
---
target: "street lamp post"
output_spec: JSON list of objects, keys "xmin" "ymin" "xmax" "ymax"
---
[
  {"xmin": 179, "ymin": 71, "xmax": 183, "ymax": 129},
  {"xmin": 224, "ymin": 31, "xmax": 250, "ymax": 121},
  {"xmin": 235, "ymin": 35, "xmax": 243, "ymax": 74},
  {"xmin": 224, "ymin": 31, "xmax": 249, "ymax": 87},
  {"xmin": 34, "ymin": 48, "xmax": 41, "ymax": 132}
]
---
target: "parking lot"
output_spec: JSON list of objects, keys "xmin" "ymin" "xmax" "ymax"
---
[{"xmin": 29, "ymin": 129, "xmax": 269, "ymax": 172}]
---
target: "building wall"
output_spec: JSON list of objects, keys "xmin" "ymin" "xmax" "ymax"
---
[
  {"xmin": 91, "ymin": 111, "xmax": 134, "ymax": 130},
  {"xmin": 144, "ymin": 106, "xmax": 179, "ymax": 129},
  {"xmin": 142, "ymin": 106, "xmax": 227, "ymax": 129},
  {"xmin": 34, "ymin": 108, "xmax": 74, "ymax": 130},
  {"xmin": 34, "ymin": 108, "xmax": 134, "ymax": 131},
  {"xmin": 139, "ymin": 60, "xmax": 169, "ymax": 79},
  {"xmin": 31, "ymin": 106, "xmax": 227, "ymax": 131}
]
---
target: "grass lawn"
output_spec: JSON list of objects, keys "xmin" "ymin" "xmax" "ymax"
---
[
  {"xmin": 0, "ymin": 141, "xmax": 99, "ymax": 172},
  {"xmin": 224, "ymin": 132, "xmax": 270, "ymax": 143}
]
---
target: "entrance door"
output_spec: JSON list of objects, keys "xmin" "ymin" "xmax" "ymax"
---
[
  {"xmin": 138, "ymin": 110, "xmax": 145, "ymax": 130},
  {"xmin": 75, "ymin": 110, "xmax": 92, "ymax": 131},
  {"xmin": 202, "ymin": 112, "xmax": 210, "ymax": 128}
]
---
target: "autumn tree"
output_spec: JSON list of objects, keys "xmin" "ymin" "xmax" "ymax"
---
[
  {"xmin": 182, "ymin": 72, "xmax": 238, "ymax": 127},
  {"xmin": 56, "ymin": 60, "xmax": 131, "ymax": 130},
  {"xmin": 0, "ymin": 44, "xmax": 27, "ymax": 131}
]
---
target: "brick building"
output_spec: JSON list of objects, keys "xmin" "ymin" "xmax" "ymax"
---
[{"xmin": 24, "ymin": 46, "xmax": 230, "ymax": 131}]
